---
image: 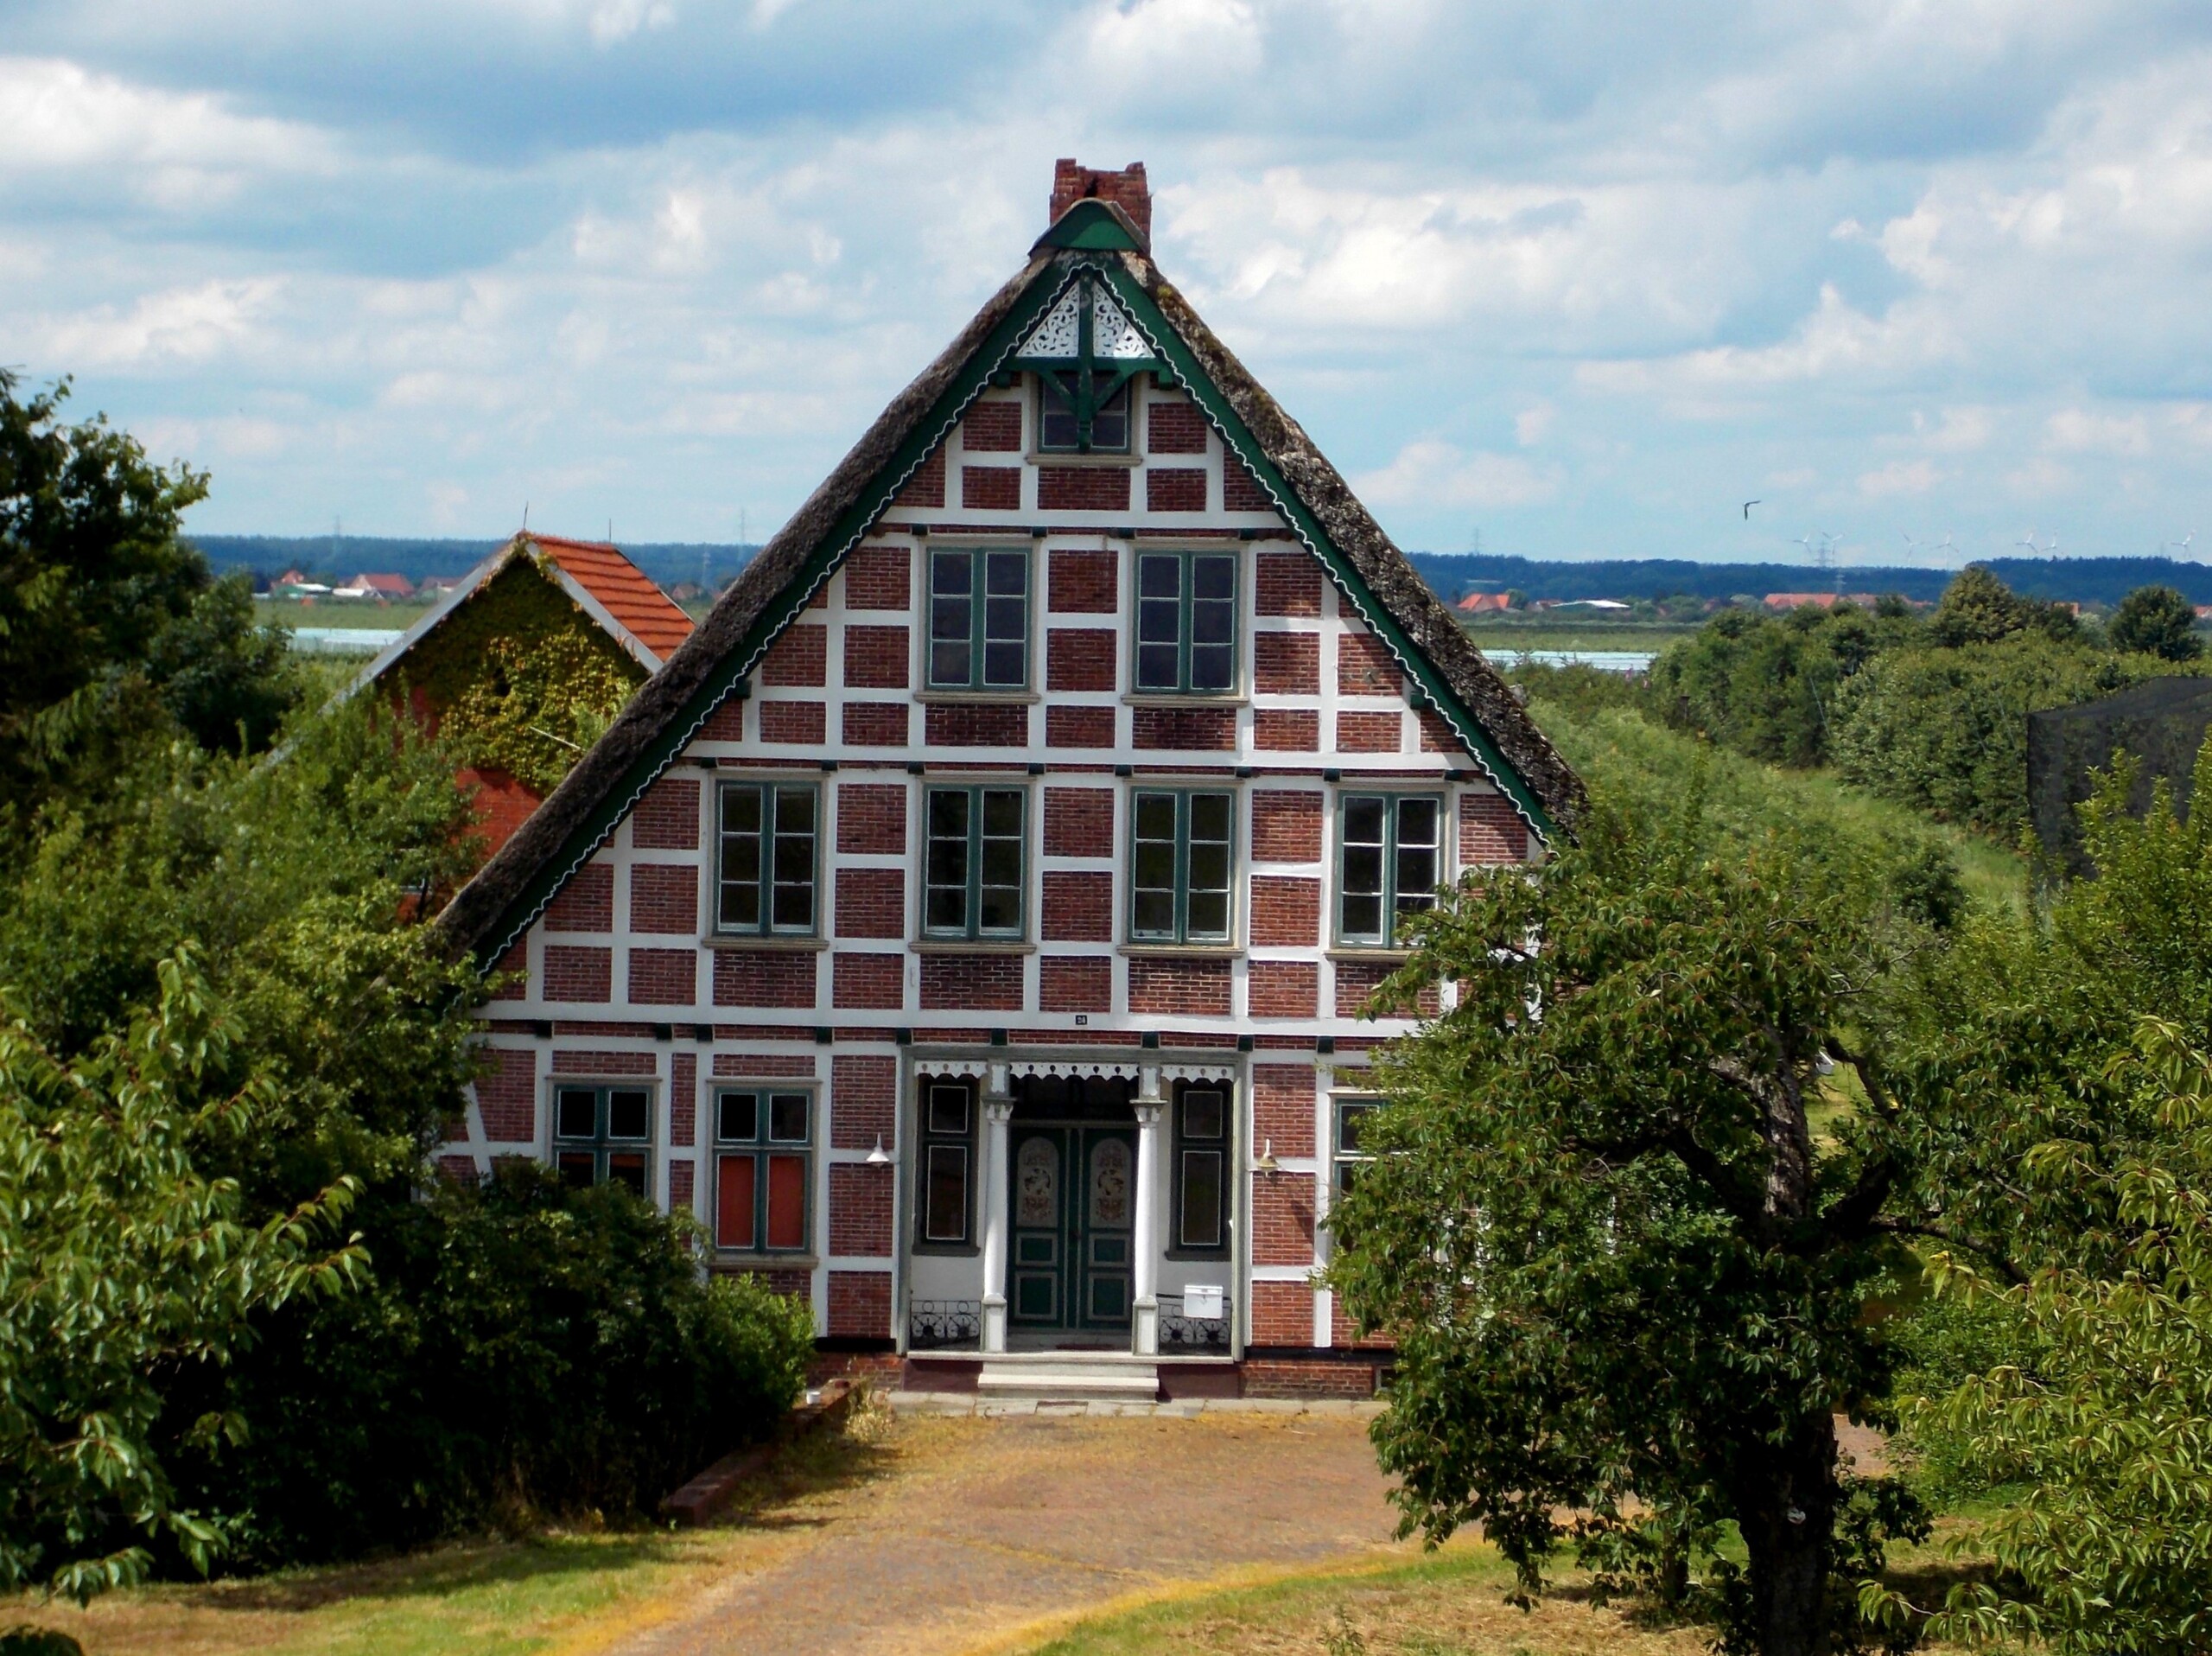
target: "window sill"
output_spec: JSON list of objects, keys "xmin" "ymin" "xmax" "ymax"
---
[
  {"xmin": 915, "ymin": 689, "xmax": 1041, "ymax": 704},
  {"xmin": 710, "ymin": 1253, "xmax": 819, "ymax": 1271},
  {"xmin": 1026, "ymin": 449, "xmax": 1141, "ymax": 468},
  {"xmin": 701, "ymin": 934, "xmax": 829, "ymax": 952},
  {"xmin": 1122, "ymin": 692, "xmax": 1248, "ymax": 709},
  {"xmin": 911, "ymin": 939, "xmax": 1036, "ymax": 956},
  {"xmin": 1119, "ymin": 942, "xmax": 1241, "ymax": 958},
  {"xmin": 1326, "ymin": 947, "xmax": 1414, "ymax": 964},
  {"xmin": 910, "ymin": 1242, "xmax": 982, "ymax": 1258}
]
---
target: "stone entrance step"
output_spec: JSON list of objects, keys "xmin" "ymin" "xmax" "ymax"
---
[{"xmin": 976, "ymin": 1354, "xmax": 1160, "ymax": 1404}]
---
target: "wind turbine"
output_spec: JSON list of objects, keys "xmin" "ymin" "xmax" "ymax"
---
[{"xmin": 2017, "ymin": 531, "xmax": 2058, "ymax": 557}]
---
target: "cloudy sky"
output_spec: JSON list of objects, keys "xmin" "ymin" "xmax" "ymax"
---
[{"xmin": 6, "ymin": 1, "xmax": 2212, "ymax": 566}]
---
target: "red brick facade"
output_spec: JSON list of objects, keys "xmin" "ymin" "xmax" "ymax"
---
[
  {"xmin": 1046, "ymin": 627, "xmax": 1117, "ymax": 691},
  {"xmin": 1049, "ymin": 549, "xmax": 1116, "ymax": 612},
  {"xmin": 843, "ymin": 625, "xmax": 909, "ymax": 688},
  {"xmin": 632, "ymin": 776, "xmax": 701, "ymax": 850},
  {"xmin": 1146, "ymin": 398, "xmax": 1208, "ymax": 453},
  {"xmin": 837, "ymin": 784, "xmax": 906, "ymax": 855},
  {"xmin": 1128, "ymin": 956, "xmax": 1230, "ymax": 1016},
  {"xmin": 843, "ymin": 544, "xmax": 911, "ymax": 610},
  {"xmin": 1043, "ymin": 787, "xmax": 1115, "ymax": 857},
  {"xmin": 960, "ymin": 465, "xmax": 1020, "ymax": 511},
  {"xmin": 629, "ymin": 863, "xmax": 697, "ymax": 933},
  {"xmin": 1038, "ymin": 464, "xmax": 1131, "ymax": 513},
  {"xmin": 543, "ymin": 944, "xmax": 613, "ymax": 1003},
  {"xmin": 714, "ymin": 950, "xmax": 817, "ymax": 1007},
  {"xmin": 962, "ymin": 401, "xmax": 1022, "ymax": 451},
  {"xmin": 545, "ymin": 862, "xmax": 613, "ymax": 932}
]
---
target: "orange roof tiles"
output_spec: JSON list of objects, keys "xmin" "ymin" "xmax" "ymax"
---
[{"xmin": 526, "ymin": 534, "xmax": 695, "ymax": 659}]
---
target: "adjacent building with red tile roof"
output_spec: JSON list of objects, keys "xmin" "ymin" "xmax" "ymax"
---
[
  {"xmin": 1456, "ymin": 591, "xmax": 1512, "ymax": 613},
  {"xmin": 352, "ymin": 531, "xmax": 694, "ymax": 856}
]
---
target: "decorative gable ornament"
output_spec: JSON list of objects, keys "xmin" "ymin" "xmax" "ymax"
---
[{"xmin": 1011, "ymin": 271, "xmax": 1160, "ymax": 453}]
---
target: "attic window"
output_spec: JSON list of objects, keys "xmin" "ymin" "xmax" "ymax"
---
[{"xmin": 1014, "ymin": 271, "xmax": 1156, "ymax": 455}]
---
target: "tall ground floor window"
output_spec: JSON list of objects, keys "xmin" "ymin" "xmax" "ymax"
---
[
  {"xmin": 715, "ymin": 1088, "xmax": 811, "ymax": 1253},
  {"xmin": 1171, "ymin": 1082, "xmax": 1231, "ymax": 1257},
  {"xmin": 553, "ymin": 1083, "xmax": 653, "ymax": 1195},
  {"xmin": 916, "ymin": 1076, "xmax": 977, "ymax": 1249}
]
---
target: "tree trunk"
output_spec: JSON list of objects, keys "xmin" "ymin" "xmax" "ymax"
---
[{"xmin": 1737, "ymin": 1411, "xmax": 1840, "ymax": 1656}]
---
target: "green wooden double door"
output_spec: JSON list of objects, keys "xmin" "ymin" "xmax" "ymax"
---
[{"xmin": 1009, "ymin": 1124, "xmax": 1136, "ymax": 1332}]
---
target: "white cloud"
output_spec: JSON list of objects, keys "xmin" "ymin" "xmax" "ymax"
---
[
  {"xmin": 1355, "ymin": 439, "xmax": 1563, "ymax": 510},
  {"xmin": 1858, "ymin": 458, "xmax": 1941, "ymax": 498},
  {"xmin": 34, "ymin": 278, "xmax": 283, "ymax": 369},
  {"xmin": 1918, "ymin": 406, "xmax": 1993, "ymax": 453},
  {"xmin": 1515, "ymin": 400, "xmax": 1554, "ymax": 445},
  {"xmin": 2044, "ymin": 407, "xmax": 2151, "ymax": 455},
  {"xmin": 588, "ymin": 0, "xmax": 674, "ymax": 47}
]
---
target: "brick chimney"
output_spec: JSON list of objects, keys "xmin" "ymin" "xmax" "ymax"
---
[{"xmin": 1049, "ymin": 159, "xmax": 1151, "ymax": 242}]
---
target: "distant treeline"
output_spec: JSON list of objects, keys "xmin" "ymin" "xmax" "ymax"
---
[
  {"xmin": 188, "ymin": 534, "xmax": 760, "ymax": 593},
  {"xmin": 1408, "ymin": 552, "xmax": 2212, "ymax": 608},
  {"xmin": 190, "ymin": 534, "xmax": 2212, "ymax": 610}
]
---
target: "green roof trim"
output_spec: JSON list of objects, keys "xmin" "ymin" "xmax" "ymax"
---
[{"xmin": 1033, "ymin": 199, "xmax": 1147, "ymax": 253}]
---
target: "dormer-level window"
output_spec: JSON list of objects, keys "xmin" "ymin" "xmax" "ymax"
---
[{"xmin": 1039, "ymin": 378, "xmax": 1129, "ymax": 453}]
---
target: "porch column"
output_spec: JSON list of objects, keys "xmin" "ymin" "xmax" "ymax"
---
[
  {"xmin": 1132, "ymin": 1064, "xmax": 1165, "ymax": 1356},
  {"xmin": 981, "ymin": 1067, "xmax": 1014, "ymax": 1354}
]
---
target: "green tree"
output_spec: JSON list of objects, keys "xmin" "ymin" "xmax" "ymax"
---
[
  {"xmin": 1328, "ymin": 806, "xmax": 1929, "ymax": 1656},
  {"xmin": 1867, "ymin": 1017, "xmax": 2212, "ymax": 1653},
  {"xmin": 0, "ymin": 373, "xmax": 293, "ymax": 818},
  {"xmin": 1928, "ymin": 567, "xmax": 2077, "ymax": 647},
  {"xmin": 2106, "ymin": 583, "xmax": 2203, "ymax": 661},
  {"xmin": 0, "ymin": 951, "xmax": 363, "ymax": 1605}
]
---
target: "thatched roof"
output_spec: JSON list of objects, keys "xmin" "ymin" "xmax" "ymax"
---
[{"xmin": 436, "ymin": 232, "xmax": 1580, "ymax": 963}]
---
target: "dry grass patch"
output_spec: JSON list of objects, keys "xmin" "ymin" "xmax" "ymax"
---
[{"xmin": 1017, "ymin": 1548, "xmax": 1715, "ymax": 1656}]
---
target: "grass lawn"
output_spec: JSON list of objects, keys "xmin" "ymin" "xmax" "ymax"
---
[
  {"xmin": 1020, "ymin": 1531, "xmax": 1991, "ymax": 1656},
  {"xmin": 1527, "ymin": 694, "xmax": 2029, "ymax": 918},
  {"xmin": 254, "ymin": 596, "xmax": 438, "ymax": 631}
]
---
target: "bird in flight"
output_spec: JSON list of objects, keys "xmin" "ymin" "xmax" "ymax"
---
[{"xmin": 1742, "ymin": 500, "xmax": 1762, "ymax": 519}]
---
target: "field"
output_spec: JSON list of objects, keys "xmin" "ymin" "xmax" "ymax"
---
[{"xmin": 254, "ymin": 596, "xmax": 437, "ymax": 631}]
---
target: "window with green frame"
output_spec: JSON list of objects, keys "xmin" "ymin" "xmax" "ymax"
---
[
  {"xmin": 1337, "ymin": 793, "xmax": 1441, "ymax": 947},
  {"xmin": 1134, "ymin": 549, "xmax": 1237, "ymax": 694},
  {"xmin": 1171, "ymin": 1082, "xmax": 1232, "ymax": 1257},
  {"xmin": 927, "ymin": 547, "xmax": 1030, "ymax": 691},
  {"xmin": 1129, "ymin": 789, "xmax": 1235, "ymax": 944},
  {"xmin": 553, "ymin": 1083, "xmax": 653, "ymax": 1197},
  {"xmin": 716, "ymin": 781, "xmax": 818, "ymax": 935},
  {"xmin": 916, "ymin": 1078, "xmax": 976, "ymax": 1250},
  {"xmin": 1332, "ymin": 1097, "xmax": 1379, "ymax": 1198},
  {"xmin": 1038, "ymin": 374, "xmax": 1132, "ymax": 453},
  {"xmin": 714, "ymin": 1088, "xmax": 811, "ymax": 1253},
  {"xmin": 924, "ymin": 786, "xmax": 1026, "ymax": 939}
]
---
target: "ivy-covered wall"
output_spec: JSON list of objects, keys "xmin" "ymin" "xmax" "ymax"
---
[{"xmin": 380, "ymin": 558, "xmax": 645, "ymax": 795}]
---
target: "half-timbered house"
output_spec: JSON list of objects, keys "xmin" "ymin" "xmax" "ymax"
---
[{"xmin": 435, "ymin": 161, "xmax": 1582, "ymax": 1402}]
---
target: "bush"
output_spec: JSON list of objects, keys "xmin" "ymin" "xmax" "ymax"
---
[
  {"xmin": 1828, "ymin": 639, "xmax": 2190, "ymax": 838},
  {"xmin": 1647, "ymin": 602, "xmax": 1907, "ymax": 769},
  {"xmin": 175, "ymin": 1165, "xmax": 815, "ymax": 1566}
]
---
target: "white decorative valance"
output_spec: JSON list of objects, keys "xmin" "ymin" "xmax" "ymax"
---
[
  {"xmin": 1014, "ymin": 281, "xmax": 1152, "ymax": 362},
  {"xmin": 1009, "ymin": 1058, "xmax": 1142, "ymax": 1081},
  {"xmin": 919, "ymin": 1059, "xmax": 993, "ymax": 1080},
  {"xmin": 1160, "ymin": 1062, "xmax": 1238, "ymax": 1083}
]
